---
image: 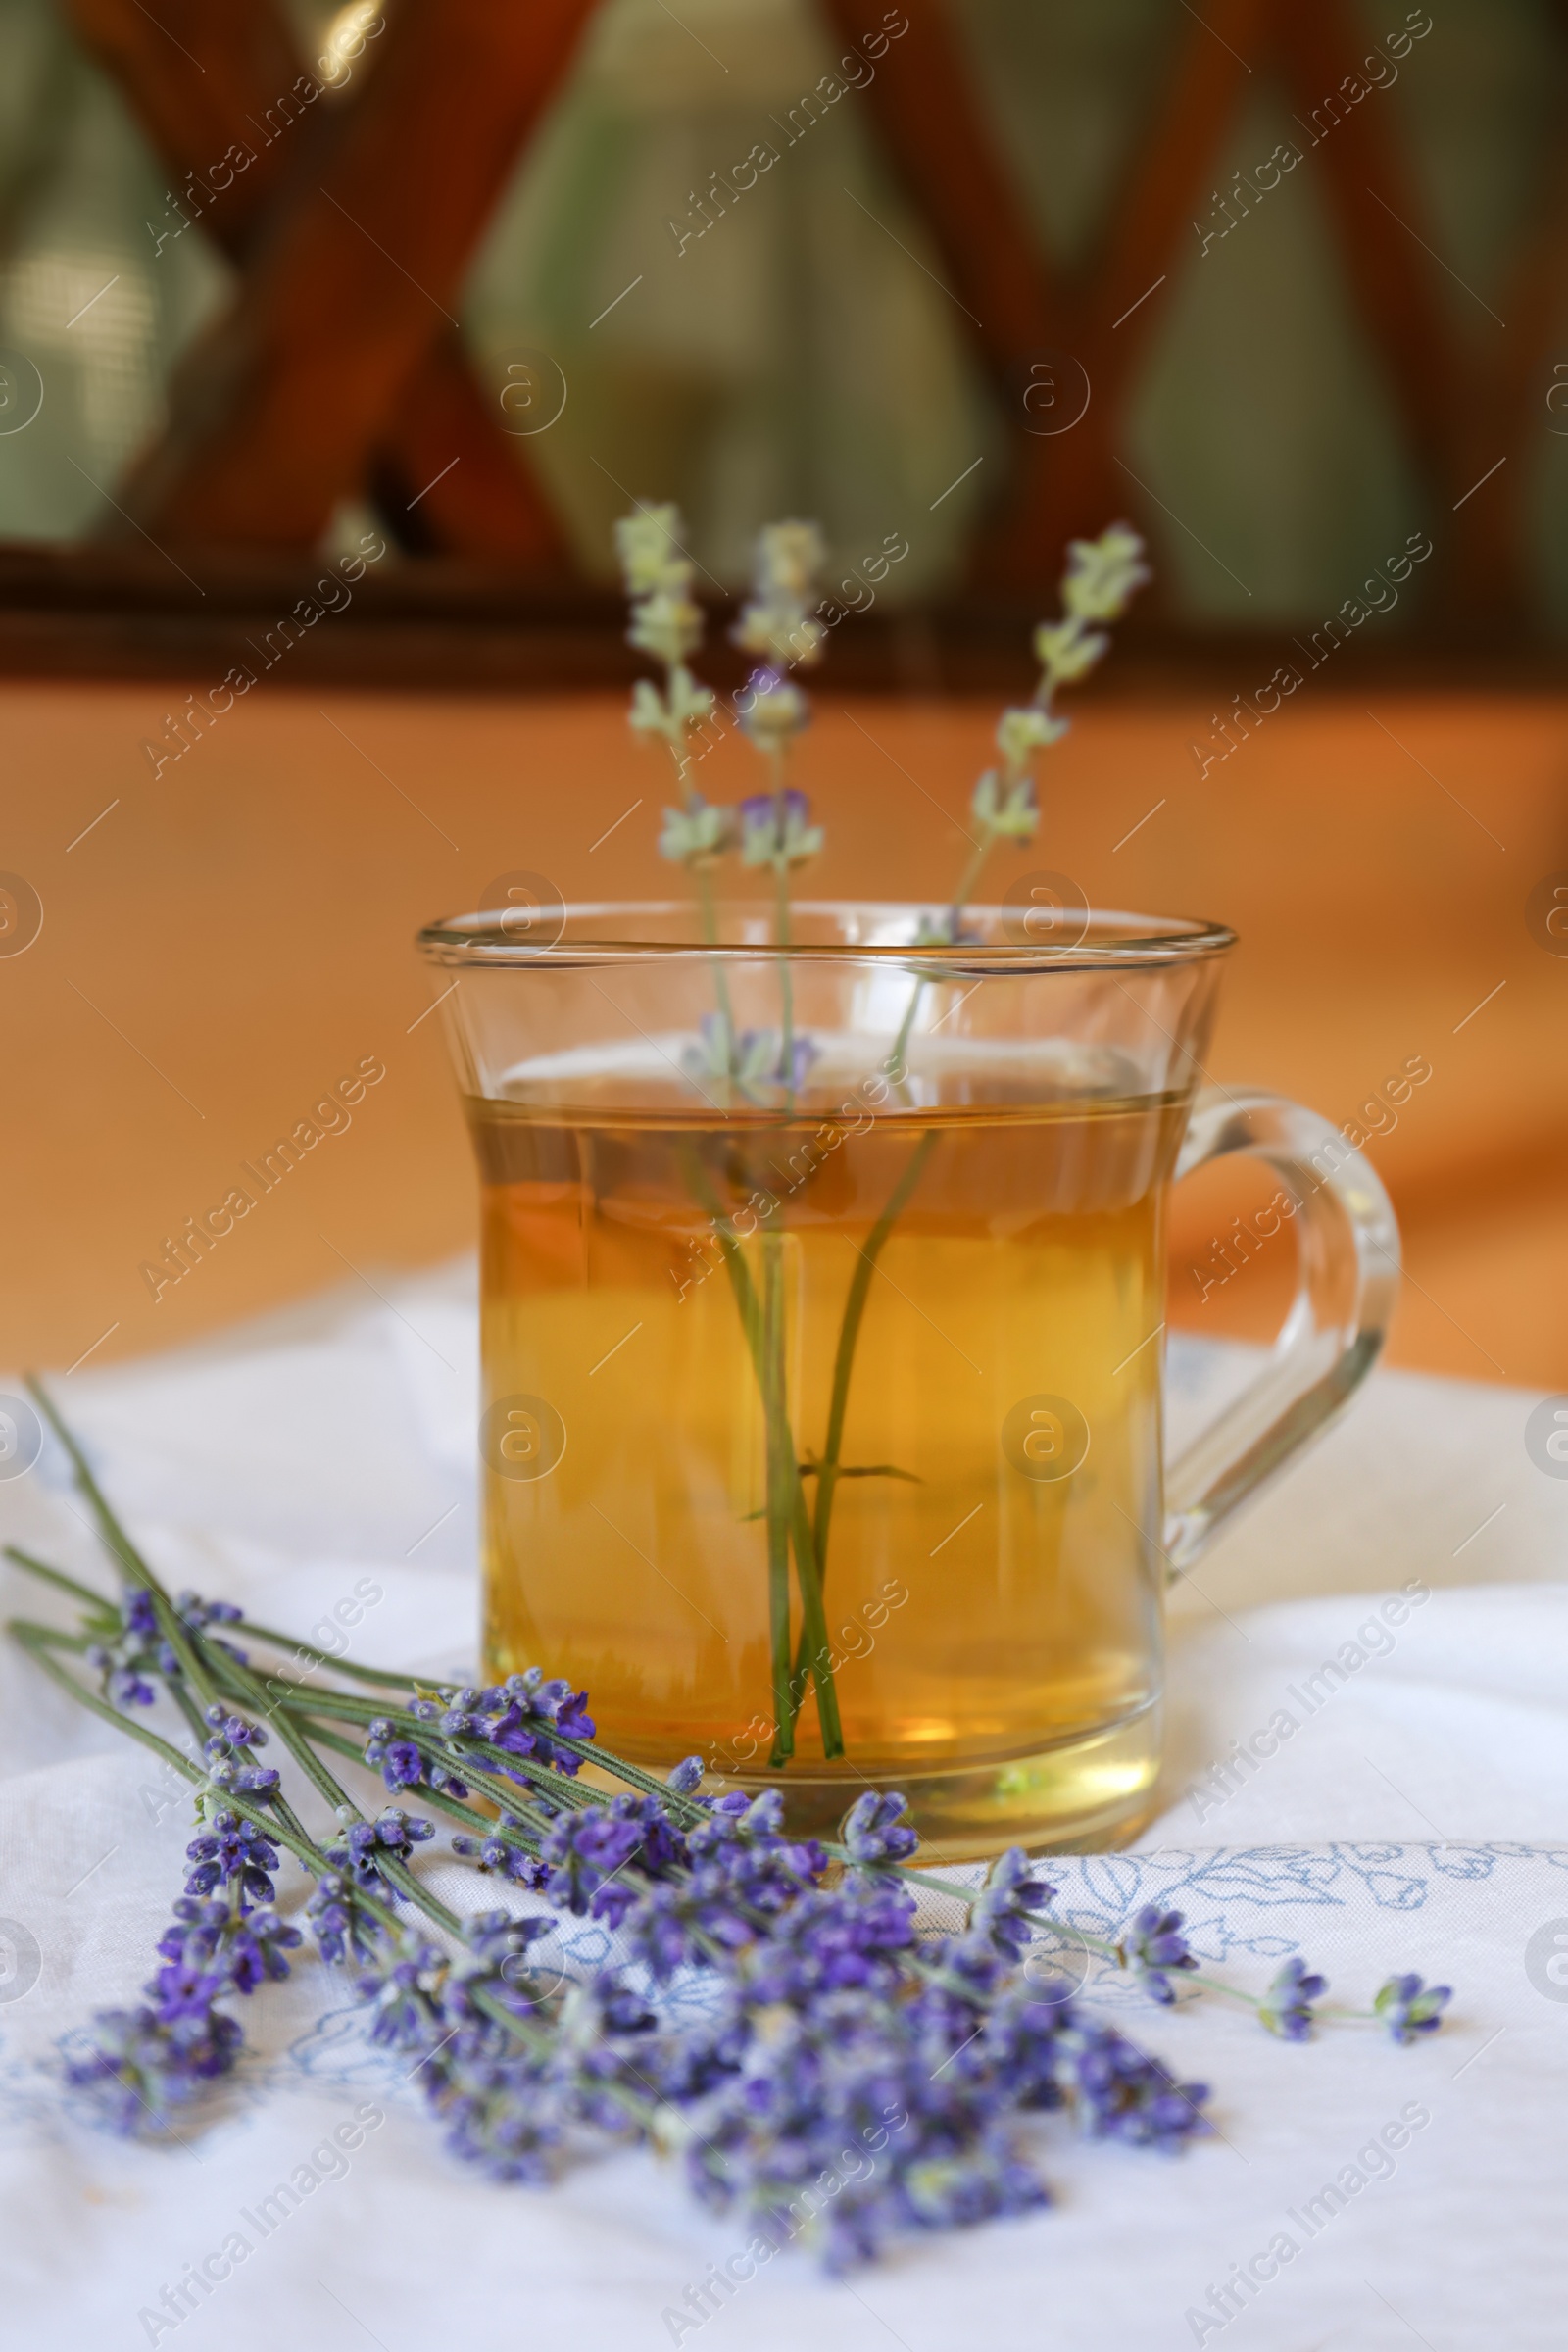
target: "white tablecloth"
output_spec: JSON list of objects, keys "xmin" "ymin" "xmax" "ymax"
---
[{"xmin": 2, "ymin": 1262, "xmax": 1565, "ymax": 2350}]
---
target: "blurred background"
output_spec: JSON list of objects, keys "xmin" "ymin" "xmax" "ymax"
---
[{"xmin": 1, "ymin": 0, "xmax": 1564, "ymax": 1387}]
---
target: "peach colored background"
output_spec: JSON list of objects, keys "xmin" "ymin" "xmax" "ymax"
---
[{"xmin": 4, "ymin": 679, "xmax": 1563, "ymax": 1386}]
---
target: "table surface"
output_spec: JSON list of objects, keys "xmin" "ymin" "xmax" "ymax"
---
[{"xmin": 1, "ymin": 1265, "xmax": 1565, "ymax": 2350}]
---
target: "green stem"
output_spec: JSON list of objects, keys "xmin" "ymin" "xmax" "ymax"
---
[
  {"xmin": 785, "ymin": 1128, "xmax": 939, "ymax": 1735},
  {"xmin": 887, "ymin": 976, "xmax": 928, "ymax": 1099},
  {"xmin": 809, "ymin": 1128, "xmax": 938, "ymax": 1572},
  {"xmin": 773, "ymin": 864, "xmax": 795, "ymax": 1094},
  {"xmin": 10, "ymin": 1620, "xmax": 94, "ymax": 1654},
  {"xmin": 674, "ymin": 725, "xmax": 739, "ymax": 1088},
  {"xmin": 24, "ymin": 1376, "xmax": 220, "ymax": 1710},
  {"xmin": 11, "ymin": 1620, "xmax": 203, "ymax": 1780},
  {"xmin": 677, "ymin": 1148, "xmax": 842, "ymax": 1761},
  {"xmin": 760, "ymin": 1235, "xmax": 795, "ymax": 1767},
  {"xmin": 948, "ymin": 829, "xmax": 994, "ymax": 935},
  {"xmin": 4, "ymin": 1546, "xmax": 116, "ymax": 1614},
  {"xmin": 227, "ymin": 1626, "xmax": 421, "ymax": 1689},
  {"xmin": 208, "ymin": 1634, "xmax": 370, "ymax": 1821},
  {"xmin": 768, "ymin": 748, "xmax": 796, "ymax": 1102}
]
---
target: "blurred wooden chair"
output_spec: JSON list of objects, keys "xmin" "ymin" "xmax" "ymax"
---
[{"xmin": 65, "ymin": 0, "xmax": 1568, "ymax": 619}]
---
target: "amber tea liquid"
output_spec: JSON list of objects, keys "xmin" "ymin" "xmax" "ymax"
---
[{"xmin": 474, "ymin": 1060, "xmax": 1188, "ymax": 1858}]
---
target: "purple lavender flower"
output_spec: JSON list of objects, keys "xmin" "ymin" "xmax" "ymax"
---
[
  {"xmin": 450, "ymin": 1812, "xmax": 551, "ymax": 1889},
  {"xmin": 683, "ymin": 1987, "xmax": 1046, "ymax": 2270},
  {"xmin": 202, "ymin": 1708, "xmax": 268, "ymax": 1750},
  {"xmin": 1373, "ymin": 1972, "xmax": 1451, "ymax": 2045},
  {"xmin": 459, "ymin": 1910, "xmax": 556, "ymax": 1974},
  {"xmin": 225, "ymin": 1909, "xmax": 302, "ymax": 1992},
  {"xmin": 739, "ymin": 782, "xmax": 804, "ymax": 840},
  {"xmin": 740, "ymin": 1878, "xmax": 918, "ymax": 2005},
  {"xmin": 611, "ymin": 1788, "xmax": 827, "ymax": 1979},
  {"xmin": 972, "ymin": 1982, "xmax": 1074, "ymax": 2109},
  {"xmin": 552, "ymin": 1687, "xmax": 596, "ymax": 1743},
  {"xmin": 104, "ymin": 1662, "xmax": 157, "ymax": 1707},
  {"xmin": 540, "ymin": 1806, "xmax": 642, "ymax": 1915},
  {"xmin": 174, "ymin": 1590, "xmax": 243, "ymax": 1630},
  {"xmin": 582, "ymin": 1973, "xmax": 658, "ymax": 2040},
  {"xmin": 203, "ymin": 1755, "xmax": 281, "ymax": 1797},
  {"xmin": 184, "ymin": 1812, "xmax": 279, "ymax": 1903},
  {"xmin": 622, "ymin": 1883, "xmax": 696, "ymax": 1982},
  {"xmin": 451, "ymin": 1671, "xmax": 597, "ymax": 1780},
  {"xmin": 85, "ymin": 1587, "xmax": 164, "ymax": 1706},
  {"xmin": 687, "ymin": 1788, "xmax": 825, "ymax": 1917},
  {"xmin": 363, "ymin": 1716, "xmax": 426, "ymax": 1792},
  {"xmin": 332, "ymin": 1808, "xmax": 435, "ymax": 1884},
  {"xmin": 737, "ymin": 776, "xmax": 823, "ymax": 871},
  {"xmin": 354, "ymin": 1937, "xmax": 448, "ymax": 2051},
  {"xmin": 153, "ymin": 1896, "xmax": 299, "ymax": 1995},
  {"xmin": 968, "ymin": 1848, "xmax": 1055, "ymax": 1961},
  {"xmin": 32, "ymin": 1485, "xmax": 1289, "ymax": 2251},
  {"xmin": 1259, "ymin": 1955, "xmax": 1328, "ymax": 2041},
  {"xmin": 165, "ymin": 1588, "xmax": 247, "ymax": 1666},
  {"xmin": 841, "ymin": 1791, "xmax": 918, "ymax": 1871},
  {"xmin": 608, "ymin": 1790, "xmax": 688, "ymax": 1880},
  {"xmin": 437, "ymin": 1687, "xmax": 486, "ymax": 1739},
  {"xmin": 422, "ymin": 2027, "xmax": 565, "ymax": 2182},
  {"xmin": 1057, "ymin": 2020, "xmax": 1209, "ymax": 2150},
  {"xmin": 146, "ymin": 1955, "xmax": 230, "ymax": 2023},
  {"xmin": 65, "ymin": 2003, "xmax": 244, "ymax": 2135},
  {"xmin": 63, "ymin": 1857, "xmax": 300, "ymax": 2138},
  {"xmin": 383, "ymin": 1739, "xmax": 424, "ymax": 1788},
  {"xmin": 305, "ymin": 1869, "xmax": 385, "ymax": 1967},
  {"xmin": 200, "ymin": 1706, "xmax": 281, "ymax": 1798},
  {"xmin": 1120, "ymin": 1905, "xmax": 1199, "ymax": 2006},
  {"xmin": 155, "ymin": 1894, "xmax": 297, "ymax": 1990}
]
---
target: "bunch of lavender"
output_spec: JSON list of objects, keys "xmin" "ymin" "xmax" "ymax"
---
[{"xmin": 10, "ymin": 1386, "xmax": 1450, "ymax": 2271}]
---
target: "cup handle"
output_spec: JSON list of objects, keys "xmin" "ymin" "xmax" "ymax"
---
[{"xmin": 1161, "ymin": 1087, "xmax": 1401, "ymax": 1574}]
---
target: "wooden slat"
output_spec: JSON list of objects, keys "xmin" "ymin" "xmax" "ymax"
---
[
  {"xmin": 65, "ymin": 0, "xmax": 1568, "ymax": 619},
  {"xmin": 65, "ymin": 0, "xmax": 301, "ymax": 246},
  {"xmin": 1443, "ymin": 24, "xmax": 1568, "ymax": 619},
  {"xmin": 1271, "ymin": 4, "xmax": 1467, "ymax": 501},
  {"xmin": 987, "ymin": 0, "xmax": 1269, "ymax": 587},
  {"xmin": 814, "ymin": 0, "xmax": 1057, "ymax": 374},
  {"xmin": 370, "ymin": 341, "xmax": 567, "ymax": 565},
  {"xmin": 74, "ymin": 0, "xmax": 570, "ymax": 566},
  {"xmin": 74, "ymin": 0, "xmax": 582, "ymax": 561}
]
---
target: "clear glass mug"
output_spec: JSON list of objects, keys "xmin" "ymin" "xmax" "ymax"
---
[{"xmin": 419, "ymin": 901, "xmax": 1397, "ymax": 1859}]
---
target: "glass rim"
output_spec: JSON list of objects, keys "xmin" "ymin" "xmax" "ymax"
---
[{"xmin": 417, "ymin": 898, "xmax": 1238, "ymax": 970}]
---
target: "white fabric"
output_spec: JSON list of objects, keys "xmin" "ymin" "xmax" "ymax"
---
[{"xmin": 1, "ymin": 1263, "xmax": 1565, "ymax": 2350}]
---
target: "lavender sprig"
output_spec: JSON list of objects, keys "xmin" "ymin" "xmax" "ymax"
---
[
  {"xmin": 935, "ymin": 519, "xmax": 1151, "ymax": 941},
  {"xmin": 1119, "ymin": 1904, "xmax": 1200, "ymax": 2006},
  {"xmin": 615, "ymin": 501, "xmax": 743, "ymax": 1083},
  {"xmin": 733, "ymin": 519, "xmax": 827, "ymax": 1098}
]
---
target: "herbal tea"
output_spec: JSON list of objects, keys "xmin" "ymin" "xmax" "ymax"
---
[{"xmin": 473, "ymin": 1056, "xmax": 1190, "ymax": 1856}]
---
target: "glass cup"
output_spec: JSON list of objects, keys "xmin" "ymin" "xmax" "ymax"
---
[{"xmin": 418, "ymin": 900, "xmax": 1397, "ymax": 1859}]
